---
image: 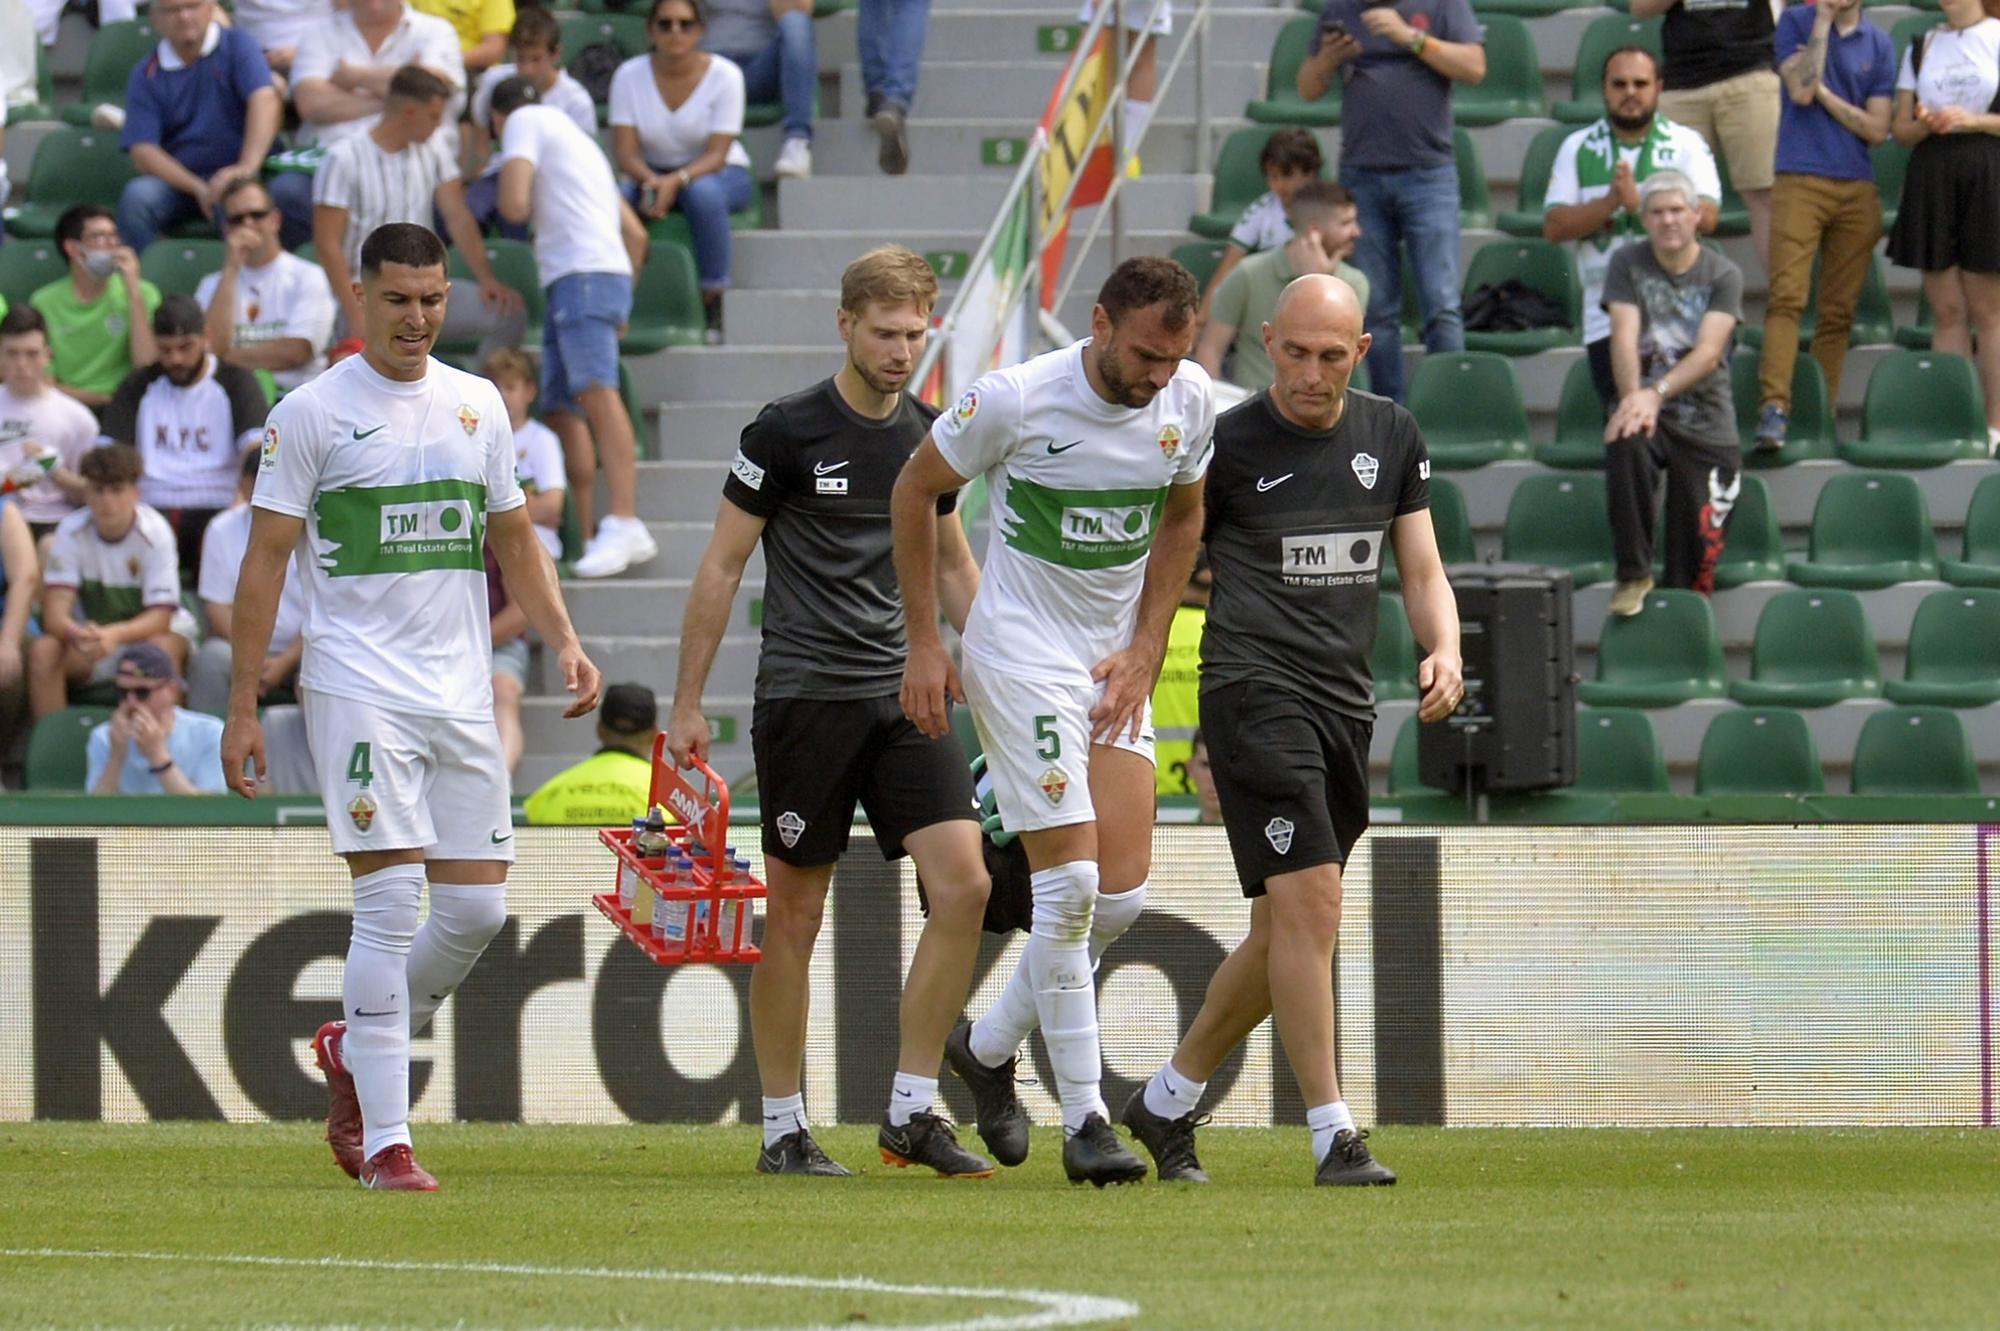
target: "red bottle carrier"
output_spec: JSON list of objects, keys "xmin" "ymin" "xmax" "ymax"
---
[{"xmin": 592, "ymin": 739, "xmax": 765, "ymax": 964}]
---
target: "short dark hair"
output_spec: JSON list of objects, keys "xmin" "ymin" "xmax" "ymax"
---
[
  {"xmin": 217, "ymin": 175, "xmax": 271, "ymax": 213},
  {"xmin": 153, "ymin": 293, "xmax": 206, "ymax": 338},
  {"xmin": 1602, "ymin": 45, "xmax": 1659, "ymax": 83},
  {"xmin": 0, "ymin": 304, "xmax": 48, "ymax": 341},
  {"xmin": 1287, "ymin": 179, "xmax": 1355, "ymax": 228},
  {"xmin": 55, "ymin": 203, "xmax": 115, "ymax": 254},
  {"xmin": 79, "ymin": 443, "xmax": 143, "ymax": 487},
  {"xmin": 1097, "ymin": 256, "xmax": 1199, "ymax": 332},
  {"xmin": 488, "ymin": 74, "xmax": 541, "ymax": 120},
  {"xmin": 511, "ymin": 3, "xmax": 561, "ymax": 50},
  {"xmin": 359, "ymin": 223, "xmax": 448, "ymax": 278},
  {"xmin": 648, "ymin": 0, "xmax": 703, "ymax": 26},
  {"xmin": 387, "ymin": 63, "xmax": 454, "ymax": 106},
  {"xmin": 1257, "ymin": 127, "xmax": 1324, "ymax": 178}
]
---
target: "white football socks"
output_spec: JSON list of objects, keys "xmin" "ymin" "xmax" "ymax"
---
[
  {"xmin": 344, "ymin": 864, "xmax": 423, "ymax": 1161},
  {"xmin": 1308, "ymin": 1100, "xmax": 1357, "ymax": 1164},
  {"xmin": 967, "ymin": 881, "xmax": 1147, "ymax": 1069},
  {"xmin": 886, "ymin": 1072, "xmax": 937, "ymax": 1127},
  {"xmin": 1144, "ymin": 1062, "xmax": 1206, "ymax": 1121},
  {"xmin": 762, "ymin": 1094, "xmax": 807, "ymax": 1148},
  {"xmin": 405, "ymin": 883, "xmax": 508, "ymax": 1037},
  {"xmin": 1021, "ymin": 861, "xmax": 1105, "ymax": 1133},
  {"xmin": 1124, "ymin": 98, "xmax": 1154, "ymax": 149}
]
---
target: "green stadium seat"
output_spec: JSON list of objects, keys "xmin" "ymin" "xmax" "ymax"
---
[
  {"xmin": 1728, "ymin": 589, "xmax": 1881, "ymax": 707},
  {"xmin": 1189, "ymin": 126, "xmax": 1323, "ymax": 239},
  {"xmin": 1574, "ymin": 707, "xmax": 1670, "ymax": 793},
  {"xmin": 1173, "ymin": 240, "xmax": 1228, "ymax": 293},
  {"xmin": 1889, "ymin": 12, "xmax": 1940, "ymax": 66},
  {"xmin": 1461, "ymin": 239, "xmax": 1582, "ymax": 355},
  {"xmin": 1737, "ymin": 253, "xmax": 1894, "ymax": 353},
  {"xmin": 0, "ymin": 238, "xmax": 68, "ymax": 306},
  {"xmin": 1711, "ymin": 473, "xmax": 1785, "ymax": 588},
  {"xmin": 1874, "ymin": 138, "xmax": 1908, "ymax": 234},
  {"xmin": 1500, "ymin": 472, "xmax": 1616, "ymax": 586},
  {"xmin": 431, "ymin": 240, "xmax": 546, "ymax": 360},
  {"xmin": 1940, "ymin": 473, "xmax": 2000, "ymax": 588},
  {"xmin": 1381, "ymin": 476, "xmax": 1473, "ymax": 591},
  {"xmin": 645, "ymin": 163, "xmax": 764, "ymax": 250},
  {"xmin": 1407, "ymin": 351, "xmax": 1531, "ymax": 469},
  {"xmin": 1695, "ymin": 708, "xmax": 1824, "ymax": 797},
  {"xmin": 1711, "ymin": 153, "xmax": 1751, "ymax": 238},
  {"xmin": 1554, "ymin": 15, "xmax": 1663, "ymax": 124},
  {"xmin": 5, "ymin": 127, "xmax": 139, "ymax": 239},
  {"xmin": 1578, "ymin": 588, "xmax": 1727, "ymax": 707},
  {"xmin": 562, "ymin": 13, "xmax": 650, "ymax": 69},
  {"xmin": 1893, "ymin": 289, "xmax": 1931, "ymax": 350},
  {"xmin": 7, "ymin": 44, "xmax": 55, "ymax": 124},
  {"xmin": 620, "ymin": 241, "xmax": 706, "ymax": 354},
  {"xmin": 140, "ymin": 237, "xmax": 226, "ymax": 297},
  {"xmin": 1787, "ymin": 472, "xmax": 1938, "ymax": 588},
  {"xmin": 1841, "ymin": 351, "xmax": 1988, "ymax": 467},
  {"xmin": 25, "ymin": 706, "xmax": 113, "ymax": 790},
  {"xmin": 1849, "ymin": 706, "xmax": 1979, "ymax": 796},
  {"xmin": 1454, "ymin": 128, "xmax": 1492, "ymax": 230},
  {"xmin": 1453, "ymin": 16, "xmax": 1543, "ymax": 125},
  {"xmin": 1535, "ymin": 356, "xmax": 1607, "ymax": 469},
  {"xmin": 1496, "ymin": 125, "xmax": 1569, "ymax": 238},
  {"xmin": 1884, "ymin": 588, "xmax": 2000, "ymax": 707},
  {"xmin": 1245, "ymin": 16, "xmax": 1342, "ymax": 128},
  {"xmin": 60, "ymin": 20, "xmax": 159, "ymax": 126},
  {"xmin": 1733, "ymin": 348, "xmax": 1835, "ymax": 467},
  {"xmin": 1372, "ymin": 593, "xmax": 1419, "ymax": 701}
]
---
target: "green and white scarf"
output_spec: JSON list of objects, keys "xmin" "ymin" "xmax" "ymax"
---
[{"xmin": 1572, "ymin": 114, "xmax": 1676, "ymax": 252}]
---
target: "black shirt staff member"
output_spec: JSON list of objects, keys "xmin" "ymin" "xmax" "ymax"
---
[{"xmin": 1117, "ymin": 273, "xmax": 1463, "ymax": 1187}]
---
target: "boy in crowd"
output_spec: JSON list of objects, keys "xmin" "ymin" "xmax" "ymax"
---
[
  {"xmin": 485, "ymin": 348, "xmax": 566, "ymax": 559},
  {"xmin": 0, "ymin": 305, "xmax": 98, "ymax": 543},
  {"xmin": 1198, "ymin": 127, "xmax": 1325, "ymax": 322}
]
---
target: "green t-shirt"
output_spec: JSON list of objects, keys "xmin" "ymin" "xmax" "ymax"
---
[
  {"xmin": 30, "ymin": 273, "xmax": 163, "ymax": 398},
  {"xmin": 1212, "ymin": 247, "xmax": 1372, "ymax": 392}
]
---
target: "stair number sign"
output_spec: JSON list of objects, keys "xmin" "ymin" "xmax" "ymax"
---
[{"xmin": 981, "ymin": 136, "xmax": 1028, "ymax": 167}]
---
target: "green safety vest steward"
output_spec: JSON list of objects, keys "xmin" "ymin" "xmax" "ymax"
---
[
  {"xmin": 523, "ymin": 748, "xmax": 655, "ymax": 826},
  {"xmin": 1153, "ymin": 604, "xmax": 1204, "ymax": 796}
]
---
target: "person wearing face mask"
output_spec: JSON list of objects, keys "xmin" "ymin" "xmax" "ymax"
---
[
  {"xmin": 29, "ymin": 205, "xmax": 163, "ymax": 412},
  {"xmin": 86, "ymin": 642, "xmax": 227, "ymax": 795}
]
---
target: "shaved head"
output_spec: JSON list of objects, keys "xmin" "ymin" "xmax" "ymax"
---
[
  {"xmin": 1272, "ymin": 273, "xmax": 1365, "ymax": 344},
  {"xmin": 1263, "ymin": 273, "xmax": 1370, "ymax": 430}
]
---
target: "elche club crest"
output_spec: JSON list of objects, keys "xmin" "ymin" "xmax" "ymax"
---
[
  {"xmin": 348, "ymin": 793, "xmax": 378, "ymax": 833},
  {"xmin": 1265, "ymin": 817, "xmax": 1294, "ymax": 854},
  {"xmin": 1351, "ymin": 452, "xmax": 1379, "ymax": 490},
  {"xmin": 776, "ymin": 810, "xmax": 806, "ymax": 848},
  {"xmin": 1039, "ymin": 767, "xmax": 1069, "ymax": 806},
  {"xmin": 1157, "ymin": 423, "xmax": 1182, "ymax": 458},
  {"xmin": 457, "ymin": 404, "xmax": 480, "ymax": 436}
]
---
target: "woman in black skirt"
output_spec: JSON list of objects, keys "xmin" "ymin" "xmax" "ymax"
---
[{"xmin": 1888, "ymin": 0, "xmax": 2000, "ymax": 453}]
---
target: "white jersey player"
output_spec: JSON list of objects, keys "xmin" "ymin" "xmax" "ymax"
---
[
  {"xmin": 221, "ymin": 222, "xmax": 602, "ymax": 1192},
  {"xmin": 891, "ymin": 256, "xmax": 1214, "ymax": 1186}
]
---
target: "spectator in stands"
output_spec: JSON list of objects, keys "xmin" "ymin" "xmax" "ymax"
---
[
  {"xmin": 28, "ymin": 444, "xmax": 198, "ymax": 718},
  {"xmin": 1601, "ymin": 171, "xmax": 1743, "ymax": 618},
  {"xmin": 1544, "ymin": 46, "xmax": 1720, "ymax": 411},
  {"xmin": 1195, "ymin": 181, "xmax": 1370, "ymax": 390},
  {"xmin": 702, "ymin": 0, "xmax": 814, "ymax": 179},
  {"xmin": 1756, "ymin": 0, "xmax": 1893, "ymax": 456},
  {"xmin": 231, "ymin": 0, "xmax": 335, "ymax": 77},
  {"xmin": 31, "ymin": 205, "xmax": 162, "ymax": 411},
  {"xmin": 485, "ymin": 348, "xmax": 567, "ymax": 559},
  {"xmin": 1081, "ymin": 0, "xmax": 1170, "ymax": 164},
  {"xmin": 1631, "ymin": 0, "xmax": 1779, "ymax": 268},
  {"xmin": 523, "ymin": 681, "xmax": 659, "ymax": 825},
  {"xmin": 858, "ymin": 0, "xmax": 928, "ymax": 175},
  {"xmin": 1887, "ymin": 0, "xmax": 2000, "ymax": 456},
  {"xmin": 117, "ymin": 0, "xmax": 286, "ymax": 255},
  {"xmin": 1297, "ymin": 0, "xmax": 1486, "ymax": 403},
  {"xmin": 1198, "ymin": 127, "xmax": 1323, "ymax": 324},
  {"xmin": 197, "ymin": 177, "xmax": 339, "ymax": 396},
  {"xmin": 0, "ymin": 305, "xmax": 98, "ymax": 542},
  {"xmin": 492, "ymin": 76, "xmax": 657, "ymax": 579},
  {"xmin": 411, "ymin": 0, "xmax": 514, "ymax": 77},
  {"xmin": 487, "ymin": 539, "xmax": 529, "ymax": 772},
  {"xmin": 86, "ymin": 642, "xmax": 226, "ymax": 794},
  {"xmin": 611, "ymin": 0, "xmax": 755, "ymax": 339},
  {"xmin": 100, "ymin": 294, "xmax": 270, "ymax": 578},
  {"xmin": 313, "ymin": 65, "xmax": 526, "ymax": 363},
  {"xmin": 189, "ymin": 445, "xmax": 303, "ymax": 715},
  {"xmin": 466, "ymin": 6, "xmax": 598, "ymax": 235},
  {"xmin": 0, "ymin": 495, "xmax": 37, "ymax": 755}
]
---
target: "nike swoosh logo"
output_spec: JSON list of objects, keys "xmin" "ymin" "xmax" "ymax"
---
[
  {"xmin": 352, "ymin": 1008, "xmax": 398, "ymax": 1017},
  {"xmin": 894, "ymin": 1089, "xmax": 914, "ymax": 1097},
  {"xmin": 1047, "ymin": 439, "xmax": 1084, "ymax": 454},
  {"xmin": 813, "ymin": 460, "xmax": 849, "ymax": 475},
  {"xmin": 491, "ymin": 830, "xmax": 513, "ymax": 843},
  {"xmin": 353, "ymin": 425, "xmax": 386, "ymax": 440},
  {"xmin": 1257, "ymin": 473, "xmax": 1294, "ymax": 492}
]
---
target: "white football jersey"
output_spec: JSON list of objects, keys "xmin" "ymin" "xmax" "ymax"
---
[
  {"xmin": 934, "ymin": 340, "xmax": 1214, "ymax": 685},
  {"xmin": 253, "ymin": 353, "xmax": 524, "ymax": 721}
]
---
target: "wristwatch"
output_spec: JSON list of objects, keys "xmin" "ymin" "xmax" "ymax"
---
[{"xmin": 1408, "ymin": 31, "xmax": 1428, "ymax": 55}]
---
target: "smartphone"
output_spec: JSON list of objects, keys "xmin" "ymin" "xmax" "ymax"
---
[{"xmin": 1320, "ymin": 19, "xmax": 1348, "ymax": 39}]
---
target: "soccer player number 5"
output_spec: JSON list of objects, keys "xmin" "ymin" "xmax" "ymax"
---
[{"xmin": 1033, "ymin": 714, "xmax": 1061, "ymax": 762}]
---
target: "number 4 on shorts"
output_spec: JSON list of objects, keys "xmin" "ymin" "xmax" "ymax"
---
[
  {"xmin": 1034, "ymin": 714, "xmax": 1061, "ymax": 762},
  {"xmin": 346, "ymin": 741, "xmax": 374, "ymax": 786}
]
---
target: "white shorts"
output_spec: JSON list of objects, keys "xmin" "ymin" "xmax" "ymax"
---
[
  {"xmin": 304, "ymin": 691, "xmax": 516, "ymax": 860},
  {"xmin": 962, "ymin": 655, "xmax": 1154, "ymax": 835},
  {"xmin": 1079, "ymin": 0, "xmax": 1172, "ymax": 37}
]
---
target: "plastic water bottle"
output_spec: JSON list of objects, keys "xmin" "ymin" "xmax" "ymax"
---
[
  {"xmin": 659, "ymin": 851, "xmax": 694, "ymax": 949},
  {"xmin": 617, "ymin": 817, "xmax": 645, "ymax": 908},
  {"xmin": 718, "ymin": 853, "xmax": 751, "ymax": 948}
]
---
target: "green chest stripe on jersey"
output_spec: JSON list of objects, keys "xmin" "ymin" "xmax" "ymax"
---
[
  {"xmin": 77, "ymin": 580, "xmax": 145, "ymax": 625},
  {"xmin": 316, "ymin": 477, "xmax": 489, "ymax": 577},
  {"xmin": 1001, "ymin": 478, "xmax": 1166, "ymax": 570}
]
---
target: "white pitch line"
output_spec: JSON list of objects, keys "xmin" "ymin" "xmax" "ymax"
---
[{"xmin": 0, "ymin": 1248, "xmax": 1139, "ymax": 1331}]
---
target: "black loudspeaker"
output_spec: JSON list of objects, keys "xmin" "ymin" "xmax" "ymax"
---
[{"xmin": 1417, "ymin": 562, "xmax": 1576, "ymax": 795}]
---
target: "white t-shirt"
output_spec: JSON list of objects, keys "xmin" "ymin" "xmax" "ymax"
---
[
  {"xmin": 498, "ymin": 105, "xmax": 634, "ymax": 284},
  {"xmin": 1228, "ymin": 191, "xmax": 1292, "ymax": 253},
  {"xmin": 933, "ymin": 341, "xmax": 1215, "ymax": 685},
  {"xmin": 253, "ymin": 353, "xmax": 525, "ymax": 720},
  {"xmin": 513, "ymin": 415, "xmax": 566, "ymax": 558},
  {"xmin": 314, "ymin": 131, "xmax": 461, "ymax": 273},
  {"xmin": 472, "ymin": 65, "xmax": 597, "ymax": 138},
  {"xmin": 1898, "ymin": 18, "xmax": 2000, "ymax": 115},
  {"xmin": 608, "ymin": 54, "xmax": 753, "ymax": 172},
  {"xmin": 43, "ymin": 502, "xmax": 184, "ymax": 626},
  {"xmin": 1544, "ymin": 115, "xmax": 1721, "ymax": 345},
  {"xmin": 0, "ymin": 382, "xmax": 100, "ymax": 525},
  {"xmin": 291, "ymin": 7, "xmax": 467, "ymax": 148},
  {"xmin": 231, "ymin": 0, "xmax": 333, "ymax": 54},
  {"xmin": 199, "ymin": 500, "xmax": 307, "ymax": 648},
  {"xmin": 102, "ymin": 357, "xmax": 271, "ymax": 511},
  {"xmin": 195, "ymin": 251, "xmax": 338, "ymax": 392}
]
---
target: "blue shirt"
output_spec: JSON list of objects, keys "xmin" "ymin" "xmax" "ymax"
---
[
  {"xmin": 121, "ymin": 22, "xmax": 273, "ymax": 179},
  {"xmin": 1774, "ymin": 6, "xmax": 1896, "ymax": 182},
  {"xmin": 87, "ymin": 707, "xmax": 227, "ymax": 793},
  {"xmin": 1314, "ymin": 0, "xmax": 1483, "ymax": 169}
]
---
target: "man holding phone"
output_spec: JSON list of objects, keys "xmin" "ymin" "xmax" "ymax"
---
[{"xmin": 1296, "ymin": 0, "xmax": 1486, "ymax": 404}]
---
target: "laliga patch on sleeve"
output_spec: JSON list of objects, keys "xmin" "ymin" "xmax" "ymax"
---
[
  {"xmin": 259, "ymin": 424, "xmax": 280, "ymax": 471},
  {"xmin": 941, "ymin": 387, "xmax": 979, "ymax": 435},
  {"xmin": 731, "ymin": 449, "xmax": 765, "ymax": 490}
]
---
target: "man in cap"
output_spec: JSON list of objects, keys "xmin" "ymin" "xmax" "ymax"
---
[
  {"xmin": 523, "ymin": 682, "xmax": 661, "ymax": 826},
  {"xmin": 86, "ymin": 642, "xmax": 227, "ymax": 793}
]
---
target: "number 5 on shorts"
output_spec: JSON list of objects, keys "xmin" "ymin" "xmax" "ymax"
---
[
  {"xmin": 346, "ymin": 741, "xmax": 374, "ymax": 786},
  {"xmin": 1033, "ymin": 714, "xmax": 1060, "ymax": 761}
]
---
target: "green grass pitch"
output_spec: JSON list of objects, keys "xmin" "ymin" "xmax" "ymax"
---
[{"xmin": 1, "ymin": 1123, "xmax": 1994, "ymax": 1329}]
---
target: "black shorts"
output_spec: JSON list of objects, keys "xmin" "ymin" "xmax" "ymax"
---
[
  {"xmin": 1201, "ymin": 681, "xmax": 1372, "ymax": 898},
  {"xmin": 751, "ymin": 693, "xmax": 979, "ymax": 867}
]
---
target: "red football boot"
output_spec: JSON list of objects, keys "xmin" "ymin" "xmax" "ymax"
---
[
  {"xmin": 359, "ymin": 1144, "xmax": 439, "ymax": 1191},
  {"xmin": 311, "ymin": 1021, "xmax": 364, "ymax": 1179}
]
